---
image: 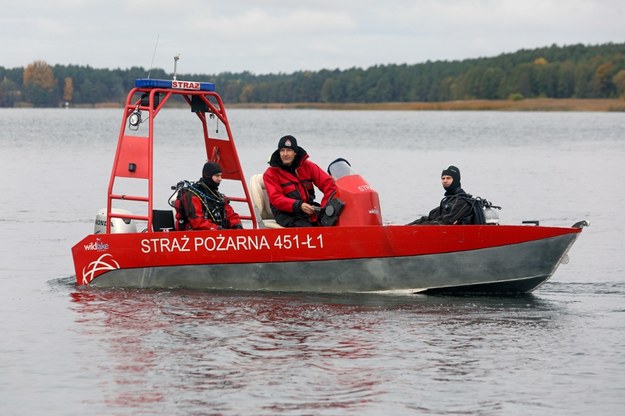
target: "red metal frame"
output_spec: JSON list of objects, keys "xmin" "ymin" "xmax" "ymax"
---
[{"xmin": 105, "ymin": 84, "xmax": 256, "ymax": 233}]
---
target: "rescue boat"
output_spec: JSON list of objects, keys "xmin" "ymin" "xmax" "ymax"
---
[{"xmin": 71, "ymin": 76, "xmax": 588, "ymax": 294}]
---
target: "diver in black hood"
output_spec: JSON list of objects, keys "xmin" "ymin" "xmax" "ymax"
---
[
  {"xmin": 175, "ymin": 162, "xmax": 243, "ymax": 230},
  {"xmin": 408, "ymin": 165, "xmax": 475, "ymax": 225}
]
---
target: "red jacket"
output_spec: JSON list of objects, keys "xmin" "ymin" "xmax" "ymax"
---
[
  {"xmin": 178, "ymin": 183, "xmax": 242, "ymax": 230},
  {"xmin": 263, "ymin": 153, "xmax": 337, "ymax": 223}
]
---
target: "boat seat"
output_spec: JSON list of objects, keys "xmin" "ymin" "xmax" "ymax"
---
[
  {"xmin": 152, "ymin": 209, "xmax": 176, "ymax": 232},
  {"xmin": 249, "ymin": 174, "xmax": 283, "ymax": 228}
]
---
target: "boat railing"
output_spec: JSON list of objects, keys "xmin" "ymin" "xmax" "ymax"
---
[{"xmin": 104, "ymin": 79, "xmax": 257, "ymax": 233}]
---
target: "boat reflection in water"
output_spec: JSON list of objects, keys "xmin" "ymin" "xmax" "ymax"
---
[
  {"xmin": 70, "ymin": 289, "xmax": 386, "ymax": 412},
  {"xmin": 69, "ymin": 287, "xmax": 563, "ymax": 413}
]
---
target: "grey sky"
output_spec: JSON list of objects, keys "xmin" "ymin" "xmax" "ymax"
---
[{"xmin": 1, "ymin": 0, "xmax": 623, "ymax": 75}]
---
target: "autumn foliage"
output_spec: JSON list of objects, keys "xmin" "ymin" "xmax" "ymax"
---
[{"xmin": 1, "ymin": 43, "xmax": 624, "ymax": 108}]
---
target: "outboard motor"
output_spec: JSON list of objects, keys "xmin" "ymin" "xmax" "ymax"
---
[
  {"xmin": 327, "ymin": 158, "xmax": 383, "ymax": 226},
  {"xmin": 94, "ymin": 208, "xmax": 137, "ymax": 234}
]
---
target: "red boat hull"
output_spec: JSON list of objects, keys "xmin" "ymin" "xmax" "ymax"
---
[{"xmin": 72, "ymin": 224, "xmax": 581, "ymax": 294}]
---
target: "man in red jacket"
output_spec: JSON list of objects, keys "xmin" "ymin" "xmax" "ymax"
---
[{"xmin": 263, "ymin": 135, "xmax": 337, "ymax": 227}]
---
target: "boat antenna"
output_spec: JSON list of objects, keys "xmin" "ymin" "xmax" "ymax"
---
[
  {"xmin": 173, "ymin": 53, "xmax": 181, "ymax": 80},
  {"xmin": 147, "ymin": 33, "xmax": 160, "ymax": 79}
]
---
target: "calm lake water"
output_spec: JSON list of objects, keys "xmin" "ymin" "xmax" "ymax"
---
[{"xmin": 1, "ymin": 108, "xmax": 624, "ymax": 415}]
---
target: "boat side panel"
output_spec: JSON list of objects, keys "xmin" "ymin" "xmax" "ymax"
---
[
  {"xmin": 89, "ymin": 233, "xmax": 578, "ymax": 293},
  {"xmin": 73, "ymin": 225, "xmax": 581, "ymax": 285}
]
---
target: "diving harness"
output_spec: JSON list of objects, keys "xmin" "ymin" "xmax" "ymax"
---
[{"xmin": 169, "ymin": 180, "xmax": 228, "ymax": 230}]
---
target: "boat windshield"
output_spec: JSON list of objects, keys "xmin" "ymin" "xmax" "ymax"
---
[{"xmin": 327, "ymin": 158, "xmax": 355, "ymax": 180}]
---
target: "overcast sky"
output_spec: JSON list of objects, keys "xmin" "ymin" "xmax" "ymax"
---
[{"xmin": 1, "ymin": 0, "xmax": 623, "ymax": 75}]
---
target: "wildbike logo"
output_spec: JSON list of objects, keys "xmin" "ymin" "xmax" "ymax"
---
[{"xmin": 84, "ymin": 239, "xmax": 109, "ymax": 252}]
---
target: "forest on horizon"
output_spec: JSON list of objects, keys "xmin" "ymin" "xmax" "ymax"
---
[{"xmin": 1, "ymin": 42, "xmax": 624, "ymax": 108}]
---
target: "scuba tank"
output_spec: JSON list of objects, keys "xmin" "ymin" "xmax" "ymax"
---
[{"xmin": 169, "ymin": 180, "xmax": 228, "ymax": 230}]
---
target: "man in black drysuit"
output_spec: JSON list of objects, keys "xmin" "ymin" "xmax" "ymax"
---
[{"xmin": 408, "ymin": 165, "xmax": 475, "ymax": 225}]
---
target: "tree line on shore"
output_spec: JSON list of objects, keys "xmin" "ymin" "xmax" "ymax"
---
[{"xmin": 1, "ymin": 42, "xmax": 624, "ymax": 108}]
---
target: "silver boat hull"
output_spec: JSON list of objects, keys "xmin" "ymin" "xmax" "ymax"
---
[{"xmin": 91, "ymin": 232, "xmax": 578, "ymax": 294}]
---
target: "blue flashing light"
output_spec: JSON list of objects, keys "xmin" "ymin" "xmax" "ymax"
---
[{"xmin": 135, "ymin": 78, "xmax": 215, "ymax": 92}]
